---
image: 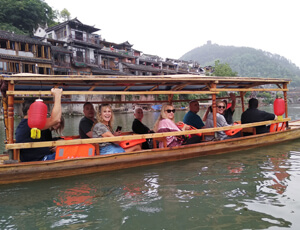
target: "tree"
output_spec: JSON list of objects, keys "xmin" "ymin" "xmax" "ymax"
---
[
  {"xmin": 60, "ymin": 8, "xmax": 71, "ymax": 22},
  {"xmin": 213, "ymin": 60, "xmax": 238, "ymax": 77},
  {"xmin": 0, "ymin": 0, "xmax": 57, "ymax": 35}
]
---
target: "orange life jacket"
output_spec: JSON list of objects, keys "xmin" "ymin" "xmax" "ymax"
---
[
  {"xmin": 177, "ymin": 123, "xmax": 202, "ymax": 137},
  {"xmin": 225, "ymin": 123, "xmax": 242, "ymax": 136},
  {"xmin": 55, "ymin": 144, "xmax": 95, "ymax": 160},
  {"xmin": 270, "ymin": 122, "xmax": 286, "ymax": 132},
  {"xmin": 119, "ymin": 139, "xmax": 146, "ymax": 149}
]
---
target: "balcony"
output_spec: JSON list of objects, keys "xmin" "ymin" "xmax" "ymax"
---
[
  {"xmin": 69, "ymin": 34, "xmax": 100, "ymax": 45},
  {"xmin": 101, "ymin": 47, "xmax": 134, "ymax": 56},
  {"xmin": 54, "ymin": 61, "xmax": 71, "ymax": 68},
  {"xmin": 73, "ymin": 56, "xmax": 98, "ymax": 66}
]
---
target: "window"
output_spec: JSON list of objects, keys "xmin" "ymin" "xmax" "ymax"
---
[{"xmin": 75, "ymin": 31, "xmax": 83, "ymax": 41}]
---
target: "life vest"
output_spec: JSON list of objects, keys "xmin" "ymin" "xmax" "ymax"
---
[
  {"xmin": 270, "ymin": 122, "xmax": 286, "ymax": 132},
  {"xmin": 177, "ymin": 123, "xmax": 202, "ymax": 137},
  {"xmin": 270, "ymin": 123, "xmax": 277, "ymax": 132},
  {"xmin": 225, "ymin": 122, "xmax": 242, "ymax": 136},
  {"xmin": 277, "ymin": 122, "xmax": 286, "ymax": 131},
  {"xmin": 119, "ymin": 139, "xmax": 146, "ymax": 149},
  {"xmin": 55, "ymin": 144, "xmax": 95, "ymax": 160}
]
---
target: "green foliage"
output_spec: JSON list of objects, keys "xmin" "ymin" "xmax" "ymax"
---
[
  {"xmin": 0, "ymin": 0, "xmax": 57, "ymax": 35},
  {"xmin": 60, "ymin": 8, "xmax": 71, "ymax": 22},
  {"xmin": 213, "ymin": 60, "xmax": 238, "ymax": 77},
  {"xmin": 257, "ymin": 92, "xmax": 273, "ymax": 104},
  {"xmin": 181, "ymin": 43, "xmax": 300, "ymax": 86}
]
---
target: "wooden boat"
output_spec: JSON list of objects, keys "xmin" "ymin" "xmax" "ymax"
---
[{"xmin": 1, "ymin": 73, "xmax": 299, "ymax": 185}]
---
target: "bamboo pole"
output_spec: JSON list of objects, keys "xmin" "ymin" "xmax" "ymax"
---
[
  {"xmin": 7, "ymin": 90, "xmax": 217, "ymax": 96},
  {"xmin": 283, "ymin": 83, "xmax": 288, "ymax": 118},
  {"xmin": 212, "ymin": 88, "xmax": 288, "ymax": 92},
  {"xmin": 2, "ymin": 97, "xmax": 9, "ymax": 142},
  {"xmin": 5, "ymin": 118, "xmax": 291, "ymax": 150},
  {"xmin": 7, "ymin": 81, "xmax": 15, "ymax": 159},
  {"xmin": 211, "ymin": 83, "xmax": 217, "ymax": 127},
  {"xmin": 240, "ymin": 92, "xmax": 245, "ymax": 112}
]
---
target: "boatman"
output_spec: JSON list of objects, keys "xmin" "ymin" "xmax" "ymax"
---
[
  {"xmin": 15, "ymin": 88, "xmax": 63, "ymax": 162},
  {"xmin": 79, "ymin": 102, "xmax": 95, "ymax": 138},
  {"xmin": 241, "ymin": 98, "xmax": 277, "ymax": 134},
  {"xmin": 183, "ymin": 100, "xmax": 205, "ymax": 129}
]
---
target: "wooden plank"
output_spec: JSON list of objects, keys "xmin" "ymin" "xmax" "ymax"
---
[
  {"xmin": 6, "ymin": 90, "xmax": 217, "ymax": 95},
  {"xmin": 5, "ymin": 118, "xmax": 291, "ymax": 150}
]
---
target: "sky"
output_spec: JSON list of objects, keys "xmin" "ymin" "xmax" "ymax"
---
[{"xmin": 45, "ymin": 0, "xmax": 300, "ymax": 67}]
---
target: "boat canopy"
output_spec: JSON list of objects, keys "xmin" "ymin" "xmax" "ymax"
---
[{"xmin": 0, "ymin": 74, "xmax": 290, "ymax": 95}]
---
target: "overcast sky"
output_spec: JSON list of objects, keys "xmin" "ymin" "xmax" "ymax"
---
[{"xmin": 45, "ymin": 0, "xmax": 300, "ymax": 68}]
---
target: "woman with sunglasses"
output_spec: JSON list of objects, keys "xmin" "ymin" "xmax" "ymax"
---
[
  {"xmin": 205, "ymin": 100, "xmax": 234, "ymax": 141},
  {"xmin": 92, "ymin": 104, "xmax": 141, "ymax": 155},
  {"xmin": 153, "ymin": 104, "xmax": 201, "ymax": 148}
]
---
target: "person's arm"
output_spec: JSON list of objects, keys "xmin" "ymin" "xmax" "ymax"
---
[
  {"xmin": 86, "ymin": 131, "xmax": 93, "ymax": 138},
  {"xmin": 203, "ymin": 106, "xmax": 211, "ymax": 122},
  {"xmin": 43, "ymin": 88, "xmax": 62, "ymax": 130},
  {"xmin": 229, "ymin": 93, "xmax": 236, "ymax": 111}
]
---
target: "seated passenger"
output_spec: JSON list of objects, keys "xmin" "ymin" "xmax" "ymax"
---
[
  {"xmin": 241, "ymin": 98, "xmax": 277, "ymax": 134},
  {"xmin": 183, "ymin": 100, "xmax": 205, "ymax": 129},
  {"xmin": 153, "ymin": 104, "xmax": 201, "ymax": 148},
  {"xmin": 79, "ymin": 102, "xmax": 95, "ymax": 139},
  {"xmin": 205, "ymin": 100, "xmax": 240, "ymax": 141},
  {"xmin": 92, "ymin": 104, "xmax": 141, "ymax": 155},
  {"xmin": 132, "ymin": 107, "xmax": 154, "ymax": 149},
  {"xmin": 223, "ymin": 93, "xmax": 236, "ymax": 125},
  {"xmin": 15, "ymin": 88, "xmax": 63, "ymax": 162}
]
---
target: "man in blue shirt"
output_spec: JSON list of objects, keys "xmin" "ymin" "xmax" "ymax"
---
[{"xmin": 183, "ymin": 100, "xmax": 205, "ymax": 129}]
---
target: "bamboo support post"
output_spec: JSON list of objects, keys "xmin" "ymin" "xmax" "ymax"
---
[
  {"xmin": 7, "ymin": 81, "xmax": 15, "ymax": 159},
  {"xmin": 2, "ymin": 97, "xmax": 9, "ymax": 142},
  {"xmin": 211, "ymin": 83, "xmax": 217, "ymax": 127}
]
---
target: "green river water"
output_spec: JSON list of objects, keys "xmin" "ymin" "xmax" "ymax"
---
[{"xmin": 1, "ymin": 107, "xmax": 300, "ymax": 229}]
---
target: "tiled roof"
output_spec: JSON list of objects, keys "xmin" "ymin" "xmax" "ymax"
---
[
  {"xmin": 91, "ymin": 67, "xmax": 131, "ymax": 75},
  {"xmin": 51, "ymin": 46, "xmax": 72, "ymax": 53},
  {"xmin": 46, "ymin": 18, "xmax": 99, "ymax": 33},
  {"xmin": 0, "ymin": 54, "xmax": 52, "ymax": 64},
  {"xmin": 0, "ymin": 31, "xmax": 50, "ymax": 46},
  {"xmin": 122, "ymin": 63, "xmax": 162, "ymax": 72}
]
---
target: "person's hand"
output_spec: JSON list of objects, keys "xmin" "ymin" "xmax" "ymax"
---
[
  {"xmin": 176, "ymin": 121, "xmax": 184, "ymax": 127},
  {"xmin": 50, "ymin": 146, "xmax": 56, "ymax": 153},
  {"xmin": 274, "ymin": 115, "xmax": 278, "ymax": 120},
  {"xmin": 229, "ymin": 93, "xmax": 236, "ymax": 100},
  {"xmin": 114, "ymin": 131, "xmax": 122, "ymax": 136},
  {"xmin": 182, "ymin": 124, "xmax": 191, "ymax": 131},
  {"xmin": 51, "ymin": 88, "xmax": 63, "ymax": 97}
]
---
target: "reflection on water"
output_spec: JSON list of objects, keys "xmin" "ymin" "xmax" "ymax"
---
[{"xmin": 1, "ymin": 140, "xmax": 300, "ymax": 229}]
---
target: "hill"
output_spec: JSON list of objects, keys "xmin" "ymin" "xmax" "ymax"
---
[{"xmin": 180, "ymin": 43, "xmax": 300, "ymax": 86}]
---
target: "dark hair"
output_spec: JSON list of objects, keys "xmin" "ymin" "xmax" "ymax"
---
[
  {"xmin": 249, "ymin": 98, "xmax": 258, "ymax": 109},
  {"xmin": 83, "ymin": 102, "xmax": 93, "ymax": 109},
  {"xmin": 22, "ymin": 99, "xmax": 35, "ymax": 116}
]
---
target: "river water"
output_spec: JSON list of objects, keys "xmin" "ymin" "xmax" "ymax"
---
[{"xmin": 1, "ymin": 106, "xmax": 300, "ymax": 229}]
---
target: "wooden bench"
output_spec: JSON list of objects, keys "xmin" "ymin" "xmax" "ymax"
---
[
  {"xmin": 241, "ymin": 127, "xmax": 256, "ymax": 136},
  {"xmin": 153, "ymin": 137, "xmax": 167, "ymax": 148}
]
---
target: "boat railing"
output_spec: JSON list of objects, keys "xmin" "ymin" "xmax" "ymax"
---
[{"xmin": 5, "ymin": 118, "xmax": 291, "ymax": 152}]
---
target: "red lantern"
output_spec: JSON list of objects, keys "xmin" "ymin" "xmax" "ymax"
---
[
  {"xmin": 273, "ymin": 98, "xmax": 285, "ymax": 120},
  {"xmin": 28, "ymin": 99, "xmax": 47, "ymax": 139}
]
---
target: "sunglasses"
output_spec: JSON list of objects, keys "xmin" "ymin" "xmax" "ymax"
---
[
  {"xmin": 218, "ymin": 106, "xmax": 225, "ymax": 109},
  {"xmin": 165, "ymin": 109, "xmax": 176, "ymax": 113}
]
